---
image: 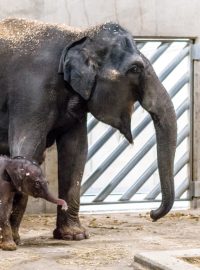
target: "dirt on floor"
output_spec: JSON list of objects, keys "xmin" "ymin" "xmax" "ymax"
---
[
  {"xmin": 181, "ymin": 257, "xmax": 200, "ymax": 267},
  {"xmin": 0, "ymin": 210, "xmax": 200, "ymax": 270}
]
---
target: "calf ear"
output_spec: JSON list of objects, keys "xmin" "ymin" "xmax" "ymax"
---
[
  {"xmin": 58, "ymin": 37, "xmax": 96, "ymax": 100},
  {"xmin": 5, "ymin": 161, "xmax": 23, "ymax": 191}
]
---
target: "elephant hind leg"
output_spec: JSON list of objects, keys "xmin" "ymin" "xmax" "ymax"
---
[
  {"xmin": 1, "ymin": 224, "xmax": 17, "ymax": 251},
  {"xmin": 10, "ymin": 192, "xmax": 28, "ymax": 245}
]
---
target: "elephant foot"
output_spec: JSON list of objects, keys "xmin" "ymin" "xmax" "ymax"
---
[
  {"xmin": 1, "ymin": 240, "xmax": 17, "ymax": 251},
  {"xmin": 53, "ymin": 225, "xmax": 89, "ymax": 241}
]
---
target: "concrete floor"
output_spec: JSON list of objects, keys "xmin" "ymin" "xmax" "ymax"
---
[{"xmin": 1, "ymin": 210, "xmax": 200, "ymax": 270}]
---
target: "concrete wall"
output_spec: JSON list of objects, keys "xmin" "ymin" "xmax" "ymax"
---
[
  {"xmin": 0, "ymin": 0, "xmax": 199, "ymax": 212},
  {"xmin": 0, "ymin": 0, "xmax": 199, "ymax": 38}
]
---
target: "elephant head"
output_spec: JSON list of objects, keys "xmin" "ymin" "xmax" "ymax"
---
[
  {"xmin": 59, "ymin": 23, "xmax": 177, "ymax": 221},
  {"xmin": 5, "ymin": 157, "xmax": 67, "ymax": 209}
]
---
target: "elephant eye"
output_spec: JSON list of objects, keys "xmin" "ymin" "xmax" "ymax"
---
[
  {"xmin": 35, "ymin": 181, "xmax": 40, "ymax": 188},
  {"xmin": 127, "ymin": 64, "xmax": 143, "ymax": 74}
]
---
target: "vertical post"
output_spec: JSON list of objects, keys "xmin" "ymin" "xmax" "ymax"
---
[{"xmin": 191, "ymin": 42, "xmax": 200, "ymax": 208}]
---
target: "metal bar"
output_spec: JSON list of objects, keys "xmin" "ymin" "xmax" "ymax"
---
[
  {"xmin": 136, "ymin": 43, "xmax": 146, "ymax": 50},
  {"xmin": 168, "ymin": 72, "xmax": 189, "ymax": 96},
  {"xmin": 120, "ymin": 160, "xmax": 157, "ymax": 201},
  {"xmin": 191, "ymin": 44, "xmax": 200, "ymax": 61},
  {"xmin": 145, "ymin": 152, "xmax": 189, "ymax": 200},
  {"xmin": 86, "ymin": 73, "xmax": 189, "ymax": 161},
  {"xmin": 87, "ymin": 127, "xmax": 115, "ymax": 161},
  {"xmin": 135, "ymin": 39, "xmax": 191, "ymax": 43},
  {"xmin": 149, "ymin": 43, "xmax": 171, "ymax": 64},
  {"xmin": 175, "ymin": 178, "xmax": 189, "ymax": 199},
  {"xmin": 80, "ymin": 198, "xmax": 189, "ymax": 206},
  {"xmin": 87, "ymin": 117, "xmax": 98, "ymax": 133},
  {"xmin": 120, "ymin": 125, "xmax": 189, "ymax": 201},
  {"xmin": 159, "ymin": 46, "xmax": 189, "ymax": 82}
]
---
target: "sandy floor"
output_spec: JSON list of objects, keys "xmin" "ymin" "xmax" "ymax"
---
[{"xmin": 0, "ymin": 210, "xmax": 200, "ymax": 270}]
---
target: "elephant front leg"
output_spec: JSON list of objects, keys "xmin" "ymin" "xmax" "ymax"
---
[
  {"xmin": 8, "ymin": 114, "xmax": 49, "ymax": 243},
  {"xmin": 1, "ymin": 223, "xmax": 17, "ymax": 251},
  {"xmin": 53, "ymin": 121, "xmax": 89, "ymax": 240},
  {"xmin": 10, "ymin": 192, "xmax": 28, "ymax": 245},
  {"xmin": 0, "ymin": 197, "xmax": 17, "ymax": 251},
  {"xmin": 53, "ymin": 180, "xmax": 89, "ymax": 241}
]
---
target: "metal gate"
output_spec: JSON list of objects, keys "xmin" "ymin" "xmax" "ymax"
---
[{"xmin": 80, "ymin": 39, "xmax": 192, "ymax": 212}]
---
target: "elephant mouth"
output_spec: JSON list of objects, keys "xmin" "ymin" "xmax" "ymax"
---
[
  {"xmin": 119, "ymin": 125, "xmax": 133, "ymax": 144},
  {"xmin": 118, "ymin": 114, "xmax": 133, "ymax": 144}
]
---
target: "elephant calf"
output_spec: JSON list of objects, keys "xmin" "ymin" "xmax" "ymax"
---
[{"xmin": 0, "ymin": 156, "xmax": 67, "ymax": 251}]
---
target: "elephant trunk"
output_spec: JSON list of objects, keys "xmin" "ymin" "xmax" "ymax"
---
[
  {"xmin": 149, "ymin": 101, "xmax": 177, "ymax": 221},
  {"xmin": 139, "ymin": 56, "xmax": 177, "ymax": 221},
  {"xmin": 45, "ymin": 192, "xmax": 68, "ymax": 210}
]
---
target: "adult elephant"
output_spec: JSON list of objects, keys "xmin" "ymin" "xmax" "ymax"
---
[{"xmin": 0, "ymin": 19, "xmax": 177, "ymax": 242}]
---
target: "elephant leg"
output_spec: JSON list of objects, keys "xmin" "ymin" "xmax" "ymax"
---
[
  {"xmin": 8, "ymin": 110, "xmax": 49, "ymax": 243},
  {"xmin": 10, "ymin": 192, "xmax": 28, "ymax": 244},
  {"xmin": 1, "ymin": 223, "xmax": 16, "ymax": 251},
  {"xmin": 0, "ymin": 194, "xmax": 16, "ymax": 251},
  {"xmin": 53, "ymin": 120, "xmax": 89, "ymax": 241}
]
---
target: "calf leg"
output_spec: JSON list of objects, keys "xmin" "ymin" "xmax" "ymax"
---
[
  {"xmin": 10, "ymin": 192, "xmax": 28, "ymax": 244},
  {"xmin": 1, "ymin": 222, "xmax": 16, "ymax": 251},
  {"xmin": 0, "ymin": 192, "xmax": 16, "ymax": 250}
]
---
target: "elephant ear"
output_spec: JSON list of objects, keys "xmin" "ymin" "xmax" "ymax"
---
[
  {"xmin": 5, "ymin": 160, "xmax": 23, "ymax": 191},
  {"xmin": 58, "ymin": 37, "xmax": 96, "ymax": 100}
]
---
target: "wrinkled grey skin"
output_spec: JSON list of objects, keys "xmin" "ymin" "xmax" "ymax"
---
[
  {"xmin": 0, "ymin": 156, "xmax": 66, "ymax": 250},
  {"xmin": 0, "ymin": 19, "xmax": 177, "ymax": 242}
]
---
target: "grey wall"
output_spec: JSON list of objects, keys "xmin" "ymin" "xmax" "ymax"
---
[
  {"xmin": 0, "ymin": 0, "xmax": 199, "ymax": 38},
  {"xmin": 0, "ymin": 0, "xmax": 199, "ymax": 212}
]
